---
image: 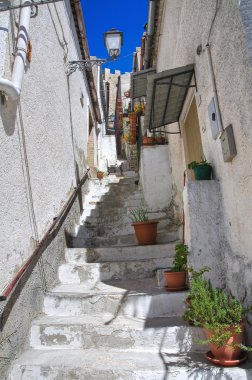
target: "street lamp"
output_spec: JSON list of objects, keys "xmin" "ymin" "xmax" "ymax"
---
[
  {"xmin": 104, "ymin": 28, "xmax": 123, "ymax": 59},
  {"xmin": 67, "ymin": 28, "xmax": 123, "ymax": 75}
]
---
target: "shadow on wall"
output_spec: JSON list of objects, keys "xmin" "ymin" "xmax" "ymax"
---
[{"xmin": 0, "ymin": 97, "xmax": 18, "ymax": 136}]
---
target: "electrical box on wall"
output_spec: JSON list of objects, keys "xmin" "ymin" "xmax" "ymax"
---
[
  {"xmin": 220, "ymin": 124, "xmax": 237, "ymax": 162},
  {"xmin": 208, "ymin": 97, "xmax": 219, "ymax": 140}
]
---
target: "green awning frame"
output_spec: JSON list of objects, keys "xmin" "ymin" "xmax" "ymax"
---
[
  {"xmin": 144, "ymin": 64, "xmax": 196, "ymax": 130},
  {"xmin": 131, "ymin": 68, "xmax": 156, "ymax": 99}
]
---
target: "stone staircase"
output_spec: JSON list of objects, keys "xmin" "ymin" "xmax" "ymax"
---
[{"xmin": 9, "ymin": 172, "xmax": 252, "ymax": 379}]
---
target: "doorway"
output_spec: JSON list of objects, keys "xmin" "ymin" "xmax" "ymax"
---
[{"xmin": 182, "ymin": 97, "xmax": 204, "ymax": 180}]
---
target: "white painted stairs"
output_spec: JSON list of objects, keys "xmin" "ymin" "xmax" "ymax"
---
[{"xmin": 9, "ymin": 172, "xmax": 252, "ymax": 379}]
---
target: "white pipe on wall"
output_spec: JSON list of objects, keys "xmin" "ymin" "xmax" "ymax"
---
[
  {"xmin": 206, "ymin": 43, "xmax": 224, "ymax": 134},
  {"xmin": 0, "ymin": 0, "xmax": 31, "ymax": 100}
]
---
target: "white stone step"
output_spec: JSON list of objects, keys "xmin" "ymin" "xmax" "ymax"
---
[
  {"xmin": 43, "ymin": 279, "xmax": 187, "ymax": 318},
  {"xmin": 65, "ymin": 243, "xmax": 178, "ymax": 264},
  {"xmin": 58, "ymin": 255, "xmax": 172, "ymax": 284},
  {"xmin": 71, "ymin": 229, "xmax": 178, "ymax": 248},
  {"xmin": 10, "ymin": 349, "xmax": 252, "ymax": 380},
  {"xmin": 30, "ymin": 314, "xmax": 205, "ymax": 353},
  {"xmin": 74, "ymin": 219, "xmax": 172, "ymax": 240},
  {"xmin": 81, "ymin": 210, "xmax": 168, "ymax": 227},
  {"xmin": 59, "ymin": 243, "xmax": 177, "ymax": 284}
]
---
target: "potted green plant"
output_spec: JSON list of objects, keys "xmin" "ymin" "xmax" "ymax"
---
[
  {"xmin": 163, "ymin": 243, "xmax": 188, "ymax": 291},
  {"xmin": 95, "ymin": 168, "xmax": 105, "ymax": 180},
  {"xmin": 183, "ymin": 267, "xmax": 251, "ymax": 366},
  {"xmin": 188, "ymin": 158, "xmax": 212, "ymax": 180},
  {"xmin": 129, "ymin": 208, "xmax": 158, "ymax": 245}
]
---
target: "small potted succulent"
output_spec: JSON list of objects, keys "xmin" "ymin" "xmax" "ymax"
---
[
  {"xmin": 183, "ymin": 267, "xmax": 251, "ymax": 366},
  {"xmin": 129, "ymin": 208, "xmax": 158, "ymax": 245},
  {"xmin": 188, "ymin": 158, "xmax": 212, "ymax": 180},
  {"xmin": 164, "ymin": 243, "xmax": 188, "ymax": 291}
]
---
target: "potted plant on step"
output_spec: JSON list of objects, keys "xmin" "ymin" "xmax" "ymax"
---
[
  {"xmin": 95, "ymin": 168, "xmax": 105, "ymax": 180},
  {"xmin": 129, "ymin": 208, "xmax": 159, "ymax": 245},
  {"xmin": 183, "ymin": 267, "xmax": 251, "ymax": 366},
  {"xmin": 164, "ymin": 243, "xmax": 188, "ymax": 291},
  {"xmin": 188, "ymin": 158, "xmax": 212, "ymax": 180}
]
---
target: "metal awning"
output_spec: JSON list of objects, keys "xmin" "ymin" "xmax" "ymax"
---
[
  {"xmin": 144, "ymin": 64, "xmax": 196, "ymax": 130},
  {"xmin": 131, "ymin": 68, "xmax": 156, "ymax": 99}
]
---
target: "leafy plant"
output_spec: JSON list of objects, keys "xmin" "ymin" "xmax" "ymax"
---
[
  {"xmin": 183, "ymin": 267, "xmax": 251, "ymax": 350},
  {"xmin": 129, "ymin": 208, "xmax": 149, "ymax": 223},
  {"xmin": 187, "ymin": 158, "xmax": 211, "ymax": 170},
  {"xmin": 95, "ymin": 167, "xmax": 104, "ymax": 173},
  {"xmin": 171, "ymin": 243, "xmax": 188, "ymax": 272}
]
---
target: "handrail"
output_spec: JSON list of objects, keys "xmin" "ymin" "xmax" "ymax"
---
[{"xmin": 0, "ymin": 172, "xmax": 88, "ymax": 328}]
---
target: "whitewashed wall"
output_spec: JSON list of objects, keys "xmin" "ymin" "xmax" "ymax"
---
[
  {"xmin": 156, "ymin": 0, "xmax": 252, "ymax": 297},
  {"xmin": 0, "ymin": 1, "xmax": 92, "ymax": 292},
  {"xmin": 140, "ymin": 145, "xmax": 172, "ymax": 210}
]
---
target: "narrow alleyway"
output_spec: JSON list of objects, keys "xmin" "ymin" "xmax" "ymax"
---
[{"xmin": 9, "ymin": 167, "xmax": 252, "ymax": 379}]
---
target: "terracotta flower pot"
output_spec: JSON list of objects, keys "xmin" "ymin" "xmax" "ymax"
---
[
  {"xmin": 155, "ymin": 137, "xmax": 166, "ymax": 145},
  {"xmin": 142, "ymin": 137, "xmax": 155, "ymax": 146},
  {"xmin": 204, "ymin": 323, "xmax": 244, "ymax": 362},
  {"xmin": 164, "ymin": 271, "xmax": 187, "ymax": 290},
  {"xmin": 132, "ymin": 221, "xmax": 158, "ymax": 245},
  {"xmin": 96, "ymin": 171, "xmax": 104, "ymax": 180}
]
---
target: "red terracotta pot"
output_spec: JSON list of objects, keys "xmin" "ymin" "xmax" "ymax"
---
[
  {"xmin": 155, "ymin": 137, "xmax": 166, "ymax": 145},
  {"xmin": 164, "ymin": 271, "xmax": 187, "ymax": 290},
  {"xmin": 96, "ymin": 171, "xmax": 104, "ymax": 180},
  {"xmin": 142, "ymin": 137, "xmax": 155, "ymax": 146},
  {"xmin": 132, "ymin": 221, "xmax": 158, "ymax": 245},
  {"xmin": 204, "ymin": 324, "xmax": 244, "ymax": 362}
]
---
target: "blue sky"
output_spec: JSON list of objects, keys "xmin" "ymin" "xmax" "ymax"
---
[{"xmin": 82, "ymin": 0, "xmax": 148, "ymax": 74}]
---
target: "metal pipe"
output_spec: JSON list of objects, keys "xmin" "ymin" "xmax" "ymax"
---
[
  {"xmin": 144, "ymin": 0, "xmax": 156, "ymax": 69},
  {"xmin": 206, "ymin": 43, "xmax": 224, "ymax": 133},
  {"xmin": 0, "ymin": 0, "xmax": 31, "ymax": 100}
]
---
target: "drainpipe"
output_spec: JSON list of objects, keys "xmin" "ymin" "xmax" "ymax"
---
[
  {"xmin": 206, "ymin": 44, "xmax": 224, "ymax": 134},
  {"xmin": 144, "ymin": 0, "xmax": 156, "ymax": 69},
  {"xmin": 0, "ymin": 0, "xmax": 31, "ymax": 100}
]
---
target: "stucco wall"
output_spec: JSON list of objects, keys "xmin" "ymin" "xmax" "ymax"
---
[
  {"xmin": 0, "ymin": 1, "xmax": 93, "ymax": 292},
  {"xmin": 140, "ymin": 145, "xmax": 172, "ymax": 210},
  {"xmin": 156, "ymin": 0, "xmax": 252, "ymax": 296},
  {"xmin": 0, "ymin": 188, "xmax": 88, "ymax": 380}
]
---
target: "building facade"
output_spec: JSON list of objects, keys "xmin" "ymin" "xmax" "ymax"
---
[
  {"xmin": 135, "ymin": 0, "xmax": 252, "ymax": 303},
  {"xmin": 0, "ymin": 0, "xmax": 106, "ymax": 376}
]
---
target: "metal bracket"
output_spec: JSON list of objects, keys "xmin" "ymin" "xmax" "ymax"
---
[
  {"xmin": 0, "ymin": 0, "xmax": 63, "ymax": 12},
  {"xmin": 67, "ymin": 59, "xmax": 108, "ymax": 76}
]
